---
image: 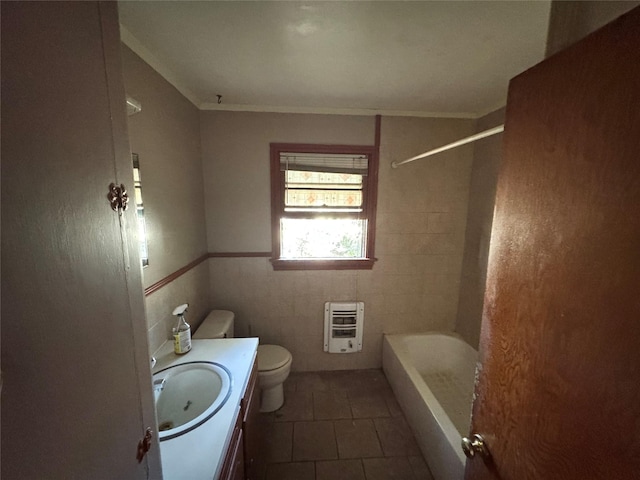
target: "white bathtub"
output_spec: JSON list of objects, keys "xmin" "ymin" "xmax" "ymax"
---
[{"xmin": 383, "ymin": 333, "xmax": 478, "ymax": 480}]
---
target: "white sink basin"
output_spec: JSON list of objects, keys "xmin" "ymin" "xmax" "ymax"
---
[{"xmin": 153, "ymin": 361, "xmax": 232, "ymax": 441}]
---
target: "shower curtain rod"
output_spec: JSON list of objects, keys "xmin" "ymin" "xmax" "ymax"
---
[{"xmin": 391, "ymin": 125, "xmax": 504, "ymax": 168}]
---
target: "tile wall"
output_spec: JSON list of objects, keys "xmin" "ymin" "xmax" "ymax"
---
[
  {"xmin": 122, "ymin": 45, "xmax": 211, "ymax": 354},
  {"xmin": 208, "ymin": 115, "xmax": 475, "ymax": 371},
  {"xmin": 454, "ymin": 108, "xmax": 505, "ymax": 349}
]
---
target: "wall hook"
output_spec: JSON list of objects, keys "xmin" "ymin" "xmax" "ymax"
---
[{"xmin": 216, "ymin": 95, "xmax": 222, "ymax": 104}]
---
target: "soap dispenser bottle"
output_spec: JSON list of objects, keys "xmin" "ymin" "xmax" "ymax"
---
[{"xmin": 172, "ymin": 303, "xmax": 192, "ymax": 355}]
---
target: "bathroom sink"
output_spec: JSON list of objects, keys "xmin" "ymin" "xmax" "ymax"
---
[{"xmin": 153, "ymin": 361, "xmax": 232, "ymax": 441}]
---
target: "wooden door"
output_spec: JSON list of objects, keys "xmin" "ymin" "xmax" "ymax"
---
[
  {"xmin": 1, "ymin": 2, "xmax": 160, "ymax": 478},
  {"xmin": 465, "ymin": 8, "xmax": 640, "ymax": 480}
]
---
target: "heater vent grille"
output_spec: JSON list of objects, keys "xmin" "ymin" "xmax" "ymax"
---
[{"xmin": 324, "ymin": 302, "xmax": 364, "ymax": 353}]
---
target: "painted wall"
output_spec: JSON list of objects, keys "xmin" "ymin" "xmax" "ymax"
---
[
  {"xmin": 202, "ymin": 111, "xmax": 474, "ymax": 371},
  {"xmin": 455, "ymin": 108, "xmax": 505, "ymax": 348},
  {"xmin": 122, "ymin": 46, "xmax": 210, "ymax": 354},
  {"xmin": 201, "ymin": 112, "xmax": 375, "ymax": 252},
  {"xmin": 545, "ymin": 0, "xmax": 639, "ymax": 57}
]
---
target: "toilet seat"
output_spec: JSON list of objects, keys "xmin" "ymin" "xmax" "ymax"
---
[{"xmin": 258, "ymin": 345, "xmax": 292, "ymax": 371}]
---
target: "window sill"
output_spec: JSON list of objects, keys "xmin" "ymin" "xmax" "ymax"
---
[{"xmin": 270, "ymin": 258, "xmax": 376, "ymax": 271}]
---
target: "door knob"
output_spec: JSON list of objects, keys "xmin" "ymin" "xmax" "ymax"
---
[{"xmin": 461, "ymin": 434, "xmax": 490, "ymax": 459}]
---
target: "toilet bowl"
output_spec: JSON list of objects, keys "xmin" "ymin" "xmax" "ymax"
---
[
  {"xmin": 257, "ymin": 344, "xmax": 292, "ymax": 412},
  {"xmin": 193, "ymin": 310, "xmax": 293, "ymax": 412}
]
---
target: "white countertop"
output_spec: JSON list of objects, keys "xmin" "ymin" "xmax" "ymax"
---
[{"xmin": 153, "ymin": 338, "xmax": 259, "ymax": 480}]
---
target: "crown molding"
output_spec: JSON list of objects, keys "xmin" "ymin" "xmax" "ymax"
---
[
  {"xmin": 120, "ymin": 25, "xmax": 496, "ymax": 120},
  {"xmin": 475, "ymin": 101, "xmax": 507, "ymax": 119},
  {"xmin": 198, "ymin": 102, "xmax": 478, "ymax": 119}
]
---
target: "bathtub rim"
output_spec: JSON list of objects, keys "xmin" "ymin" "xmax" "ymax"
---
[{"xmin": 383, "ymin": 331, "xmax": 475, "ymax": 467}]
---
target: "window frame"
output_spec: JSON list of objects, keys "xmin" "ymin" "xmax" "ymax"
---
[{"xmin": 270, "ymin": 143, "xmax": 379, "ymax": 270}]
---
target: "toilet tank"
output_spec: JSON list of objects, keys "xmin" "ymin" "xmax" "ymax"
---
[{"xmin": 193, "ymin": 310, "xmax": 234, "ymax": 339}]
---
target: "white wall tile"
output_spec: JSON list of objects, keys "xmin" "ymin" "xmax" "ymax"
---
[{"xmin": 205, "ymin": 115, "xmax": 475, "ymax": 370}]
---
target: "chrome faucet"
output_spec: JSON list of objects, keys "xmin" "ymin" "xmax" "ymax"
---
[{"xmin": 153, "ymin": 378, "xmax": 166, "ymax": 403}]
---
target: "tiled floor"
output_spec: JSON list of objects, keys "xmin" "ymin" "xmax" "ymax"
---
[{"xmin": 261, "ymin": 370, "xmax": 435, "ymax": 480}]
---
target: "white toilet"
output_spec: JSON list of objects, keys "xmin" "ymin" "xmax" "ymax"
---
[{"xmin": 193, "ymin": 310, "xmax": 293, "ymax": 412}]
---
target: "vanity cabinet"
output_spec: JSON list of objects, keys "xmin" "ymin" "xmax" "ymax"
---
[
  {"xmin": 219, "ymin": 413, "xmax": 244, "ymax": 480},
  {"xmin": 220, "ymin": 357, "xmax": 265, "ymax": 480},
  {"xmin": 241, "ymin": 359, "xmax": 265, "ymax": 480}
]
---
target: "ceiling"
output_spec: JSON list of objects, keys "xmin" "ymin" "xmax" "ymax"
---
[{"xmin": 118, "ymin": 1, "xmax": 551, "ymax": 118}]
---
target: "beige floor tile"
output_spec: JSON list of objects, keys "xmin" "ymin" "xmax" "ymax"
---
[
  {"xmin": 349, "ymin": 370, "xmax": 391, "ymax": 394},
  {"xmin": 262, "ymin": 371, "xmax": 425, "ymax": 480},
  {"xmin": 383, "ymin": 392, "xmax": 404, "ymax": 417},
  {"xmin": 325, "ymin": 370, "xmax": 361, "ymax": 393},
  {"xmin": 261, "ymin": 411, "xmax": 276, "ymax": 424},
  {"xmin": 283, "ymin": 377, "xmax": 297, "ymax": 394},
  {"xmin": 361, "ymin": 369, "xmax": 391, "ymax": 388},
  {"xmin": 334, "ymin": 419, "xmax": 383, "ymax": 459},
  {"xmin": 373, "ymin": 417, "xmax": 421, "ymax": 457},
  {"xmin": 292, "ymin": 421, "xmax": 338, "ymax": 461},
  {"xmin": 350, "ymin": 391, "xmax": 391, "ymax": 418},
  {"xmin": 265, "ymin": 422, "xmax": 293, "ymax": 464},
  {"xmin": 265, "ymin": 461, "xmax": 315, "ymax": 480},
  {"xmin": 274, "ymin": 391, "xmax": 313, "ymax": 422},
  {"xmin": 313, "ymin": 391, "xmax": 352, "ymax": 420},
  {"xmin": 316, "ymin": 459, "xmax": 366, "ymax": 480},
  {"xmin": 408, "ymin": 455, "xmax": 434, "ymax": 480},
  {"xmin": 362, "ymin": 457, "xmax": 416, "ymax": 480},
  {"xmin": 296, "ymin": 372, "xmax": 331, "ymax": 392}
]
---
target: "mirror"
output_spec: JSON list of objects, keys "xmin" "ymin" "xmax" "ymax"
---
[{"xmin": 132, "ymin": 153, "xmax": 149, "ymax": 267}]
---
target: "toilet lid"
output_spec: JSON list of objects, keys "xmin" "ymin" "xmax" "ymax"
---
[{"xmin": 258, "ymin": 345, "xmax": 292, "ymax": 371}]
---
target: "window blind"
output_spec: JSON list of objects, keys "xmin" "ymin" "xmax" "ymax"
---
[{"xmin": 280, "ymin": 153, "xmax": 368, "ymax": 175}]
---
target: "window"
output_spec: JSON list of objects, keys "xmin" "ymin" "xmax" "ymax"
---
[{"xmin": 270, "ymin": 143, "xmax": 378, "ymax": 270}]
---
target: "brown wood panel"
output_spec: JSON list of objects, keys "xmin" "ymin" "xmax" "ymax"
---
[
  {"xmin": 144, "ymin": 253, "xmax": 208, "ymax": 296},
  {"xmin": 209, "ymin": 252, "xmax": 272, "ymax": 258},
  {"xmin": 466, "ymin": 7, "xmax": 640, "ymax": 480},
  {"xmin": 242, "ymin": 359, "xmax": 266, "ymax": 480},
  {"xmin": 220, "ymin": 412, "xmax": 244, "ymax": 480},
  {"xmin": 241, "ymin": 359, "xmax": 259, "ymax": 422}
]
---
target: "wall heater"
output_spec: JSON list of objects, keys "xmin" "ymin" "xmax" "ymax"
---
[{"xmin": 323, "ymin": 302, "xmax": 364, "ymax": 353}]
